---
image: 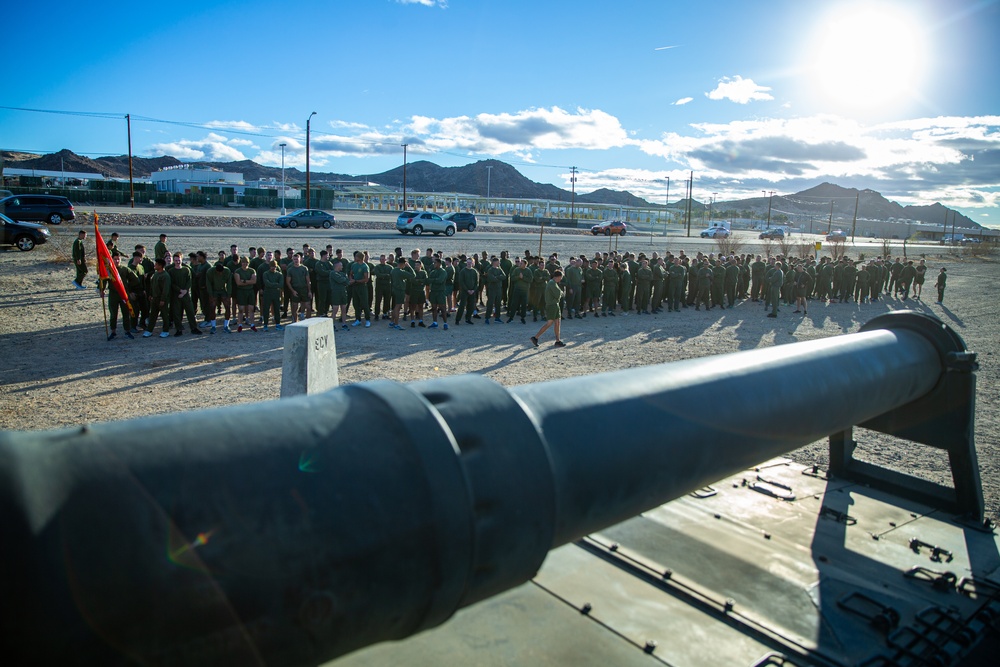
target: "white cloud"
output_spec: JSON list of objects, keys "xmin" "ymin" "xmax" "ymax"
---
[
  {"xmin": 635, "ymin": 114, "xmax": 1000, "ymax": 210},
  {"xmin": 396, "ymin": 0, "xmax": 448, "ymax": 7},
  {"xmin": 674, "ymin": 97, "xmax": 693, "ymax": 106},
  {"xmin": 205, "ymin": 120, "xmax": 258, "ymax": 132},
  {"xmin": 146, "ymin": 134, "xmax": 249, "ymax": 161},
  {"xmin": 706, "ymin": 76, "xmax": 773, "ymax": 104}
]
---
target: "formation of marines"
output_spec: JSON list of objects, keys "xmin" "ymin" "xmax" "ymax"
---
[{"xmin": 89, "ymin": 231, "xmax": 950, "ymax": 343}]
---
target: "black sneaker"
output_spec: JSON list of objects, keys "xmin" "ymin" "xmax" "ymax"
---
[
  {"xmin": 107, "ymin": 331, "xmax": 117, "ymax": 341},
  {"xmin": 174, "ymin": 330, "xmax": 183, "ymax": 336},
  {"xmin": 125, "ymin": 331, "xmax": 135, "ymax": 340},
  {"xmin": 554, "ymin": 340, "xmax": 566, "ymax": 348}
]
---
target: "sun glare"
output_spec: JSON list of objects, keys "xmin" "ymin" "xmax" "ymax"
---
[{"xmin": 809, "ymin": 3, "xmax": 927, "ymax": 112}]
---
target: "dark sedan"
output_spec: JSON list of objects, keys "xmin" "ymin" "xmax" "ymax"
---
[
  {"xmin": 0, "ymin": 213, "xmax": 50, "ymax": 251},
  {"xmin": 443, "ymin": 212, "xmax": 478, "ymax": 232},
  {"xmin": 276, "ymin": 209, "xmax": 336, "ymax": 229}
]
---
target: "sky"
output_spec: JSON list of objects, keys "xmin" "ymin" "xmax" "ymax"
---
[{"xmin": 2, "ymin": 0, "xmax": 998, "ymax": 227}]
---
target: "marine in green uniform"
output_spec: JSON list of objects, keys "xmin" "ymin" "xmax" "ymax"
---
[
  {"xmin": 530, "ymin": 270, "xmax": 566, "ymax": 348},
  {"xmin": 285, "ymin": 254, "xmax": 312, "ymax": 322},
  {"xmin": 314, "ymin": 251, "xmax": 334, "ymax": 318},
  {"xmin": 602, "ymin": 262, "xmax": 619, "ymax": 316},
  {"xmin": 372, "ymin": 254, "xmax": 394, "ymax": 320},
  {"xmin": 389, "ymin": 258, "xmax": 410, "ymax": 329},
  {"xmin": 233, "ymin": 257, "xmax": 258, "ymax": 331},
  {"xmin": 427, "ymin": 257, "xmax": 449, "ymax": 328},
  {"xmin": 143, "ymin": 258, "xmax": 172, "ymax": 338},
  {"xmin": 260, "ymin": 261, "xmax": 284, "ymax": 331},
  {"xmin": 636, "ymin": 260, "xmax": 654, "ymax": 314},
  {"xmin": 166, "ymin": 253, "xmax": 203, "ymax": 336},
  {"xmin": 934, "ymin": 267, "xmax": 947, "ymax": 304},
  {"xmin": 455, "ymin": 258, "xmax": 480, "ymax": 325},
  {"xmin": 329, "ymin": 260, "xmax": 351, "ymax": 328},
  {"xmin": 507, "ymin": 259, "xmax": 531, "ymax": 324},
  {"xmin": 485, "ymin": 258, "xmax": 506, "ymax": 323},
  {"xmin": 71, "ymin": 230, "xmax": 88, "ymax": 289},
  {"xmin": 766, "ymin": 263, "xmax": 784, "ymax": 317},
  {"xmin": 102, "ymin": 253, "xmax": 135, "ymax": 340}
]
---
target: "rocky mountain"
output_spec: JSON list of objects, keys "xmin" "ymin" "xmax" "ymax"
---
[
  {"xmin": 1, "ymin": 150, "xmax": 979, "ymax": 228},
  {"xmin": 729, "ymin": 182, "xmax": 980, "ymax": 230}
]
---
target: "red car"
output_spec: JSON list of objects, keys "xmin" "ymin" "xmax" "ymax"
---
[{"xmin": 591, "ymin": 220, "xmax": 627, "ymax": 236}]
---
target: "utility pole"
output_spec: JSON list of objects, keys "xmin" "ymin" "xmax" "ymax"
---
[
  {"xmin": 663, "ymin": 176, "xmax": 670, "ymax": 237},
  {"xmin": 486, "ymin": 164, "xmax": 492, "ymax": 222},
  {"xmin": 569, "ymin": 166, "xmax": 577, "ymax": 222},
  {"xmin": 126, "ymin": 114, "xmax": 135, "ymax": 208},
  {"xmin": 685, "ymin": 171, "xmax": 694, "ymax": 237},
  {"xmin": 401, "ymin": 143, "xmax": 408, "ymax": 211},
  {"xmin": 827, "ymin": 199, "xmax": 835, "ymax": 234},
  {"xmin": 951, "ymin": 209, "xmax": 957, "ymax": 242},
  {"xmin": 764, "ymin": 190, "xmax": 774, "ymax": 229},
  {"xmin": 306, "ymin": 111, "xmax": 316, "ymax": 209},
  {"xmin": 279, "ymin": 143, "xmax": 287, "ymax": 215},
  {"xmin": 850, "ymin": 191, "xmax": 860, "ymax": 241}
]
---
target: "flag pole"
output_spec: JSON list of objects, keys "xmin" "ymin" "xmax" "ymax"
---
[
  {"xmin": 99, "ymin": 282, "xmax": 109, "ymax": 338},
  {"xmin": 94, "ymin": 211, "xmax": 110, "ymax": 338}
]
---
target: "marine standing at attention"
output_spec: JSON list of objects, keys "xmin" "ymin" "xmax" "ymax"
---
[{"xmin": 72, "ymin": 229, "xmax": 88, "ymax": 289}]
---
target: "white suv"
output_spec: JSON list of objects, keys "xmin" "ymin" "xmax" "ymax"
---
[{"xmin": 396, "ymin": 212, "xmax": 456, "ymax": 236}]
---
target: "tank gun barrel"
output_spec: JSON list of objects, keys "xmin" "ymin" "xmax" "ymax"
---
[{"xmin": 0, "ymin": 312, "xmax": 976, "ymax": 666}]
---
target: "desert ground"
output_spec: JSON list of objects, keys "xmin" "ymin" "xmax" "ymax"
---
[{"xmin": 1, "ymin": 213, "xmax": 997, "ymax": 521}]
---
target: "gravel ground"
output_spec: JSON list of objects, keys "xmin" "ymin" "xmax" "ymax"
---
[{"xmin": 2, "ymin": 221, "xmax": 997, "ymax": 521}]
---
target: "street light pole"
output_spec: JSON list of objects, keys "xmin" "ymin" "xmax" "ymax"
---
[
  {"xmin": 401, "ymin": 144, "xmax": 408, "ymax": 211},
  {"xmin": 486, "ymin": 164, "xmax": 492, "ymax": 223},
  {"xmin": 306, "ymin": 112, "xmax": 316, "ymax": 209},
  {"xmin": 764, "ymin": 190, "xmax": 774, "ymax": 229},
  {"xmin": 279, "ymin": 142, "xmax": 287, "ymax": 215},
  {"xmin": 663, "ymin": 176, "xmax": 669, "ymax": 237}
]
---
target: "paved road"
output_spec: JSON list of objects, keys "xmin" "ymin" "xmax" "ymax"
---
[{"xmin": 85, "ymin": 205, "xmax": 951, "ymax": 252}]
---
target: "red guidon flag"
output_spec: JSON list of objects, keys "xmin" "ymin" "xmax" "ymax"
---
[{"xmin": 94, "ymin": 212, "xmax": 133, "ymax": 316}]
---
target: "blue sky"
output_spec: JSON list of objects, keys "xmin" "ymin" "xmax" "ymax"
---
[{"xmin": 3, "ymin": 0, "xmax": 998, "ymax": 227}]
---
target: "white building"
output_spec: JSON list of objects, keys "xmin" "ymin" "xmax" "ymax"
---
[{"xmin": 151, "ymin": 165, "xmax": 244, "ymax": 193}]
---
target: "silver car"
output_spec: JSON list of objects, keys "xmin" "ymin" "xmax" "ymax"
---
[{"xmin": 396, "ymin": 212, "xmax": 456, "ymax": 236}]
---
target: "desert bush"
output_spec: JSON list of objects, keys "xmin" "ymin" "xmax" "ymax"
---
[
  {"xmin": 714, "ymin": 236, "xmax": 745, "ymax": 256},
  {"xmin": 759, "ymin": 238, "xmax": 775, "ymax": 258},
  {"xmin": 879, "ymin": 237, "xmax": 892, "ymax": 259},
  {"xmin": 796, "ymin": 242, "xmax": 815, "ymax": 259},
  {"xmin": 776, "ymin": 236, "xmax": 794, "ymax": 257},
  {"xmin": 828, "ymin": 238, "xmax": 848, "ymax": 260},
  {"xmin": 44, "ymin": 229, "xmax": 77, "ymax": 265}
]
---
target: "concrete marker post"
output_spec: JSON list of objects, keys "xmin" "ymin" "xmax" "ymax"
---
[{"xmin": 280, "ymin": 317, "xmax": 338, "ymax": 397}]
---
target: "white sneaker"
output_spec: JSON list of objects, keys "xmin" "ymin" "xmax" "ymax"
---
[
  {"xmin": 352, "ymin": 320, "xmax": 361, "ymax": 327},
  {"xmin": 365, "ymin": 320, "xmax": 371, "ymax": 328},
  {"xmin": 159, "ymin": 332, "xmax": 170, "ymax": 338},
  {"xmin": 142, "ymin": 331, "xmax": 152, "ymax": 338}
]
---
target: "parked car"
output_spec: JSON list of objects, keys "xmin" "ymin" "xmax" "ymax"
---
[
  {"xmin": 443, "ymin": 212, "xmax": 478, "ymax": 232},
  {"xmin": 397, "ymin": 211, "xmax": 419, "ymax": 227},
  {"xmin": 396, "ymin": 212, "xmax": 456, "ymax": 236},
  {"xmin": 759, "ymin": 228, "xmax": 784, "ymax": 240},
  {"xmin": 590, "ymin": 220, "xmax": 627, "ymax": 236},
  {"xmin": 961, "ymin": 237, "xmax": 981, "ymax": 244},
  {"xmin": 700, "ymin": 226, "xmax": 730, "ymax": 239},
  {"xmin": 0, "ymin": 194, "xmax": 75, "ymax": 225},
  {"xmin": 0, "ymin": 212, "xmax": 50, "ymax": 251},
  {"xmin": 826, "ymin": 230, "xmax": 848, "ymax": 242},
  {"xmin": 275, "ymin": 209, "xmax": 335, "ymax": 229}
]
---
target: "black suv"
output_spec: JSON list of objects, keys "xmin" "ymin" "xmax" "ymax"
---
[
  {"xmin": 0, "ymin": 195, "xmax": 75, "ymax": 225},
  {"xmin": 444, "ymin": 212, "xmax": 478, "ymax": 232},
  {"xmin": 0, "ymin": 212, "xmax": 51, "ymax": 251}
]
